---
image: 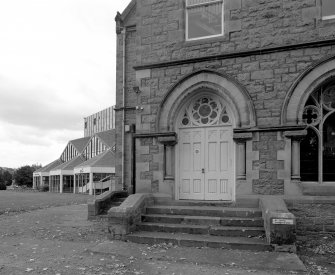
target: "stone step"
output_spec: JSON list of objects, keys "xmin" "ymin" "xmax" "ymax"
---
[
  {"xmin": 142, "ymin": 214, "xmax": 264, "ymax": 227},
  {"xmin": 126, "ymin": 231, "xmax": 271, "ymax": 252},
  {"xmin": 138, "ymin": 222, "xmax": 265, "ymax": 237},
  {"xmin": 156, "ymin": 198, "xmax": 259, "ymax": 208},
  {"xmin": 146, "ymin": 205, "xmax": 262, "ymax": 218}
]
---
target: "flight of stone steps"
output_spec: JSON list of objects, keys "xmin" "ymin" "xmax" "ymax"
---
[{"xmin": 126, "ymin": 199, "xmax": 272, "ymax": 251}]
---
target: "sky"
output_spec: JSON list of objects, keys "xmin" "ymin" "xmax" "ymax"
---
[{"xmin": 0, "ymin": 0, "xmax": 130, "ymax": 168}]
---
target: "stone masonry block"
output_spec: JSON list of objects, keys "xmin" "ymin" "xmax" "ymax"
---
[
  {"xmin": 137, "ymin": 163, "xmax": 149, "ymax": 172},
  {"xmin": 137, "ymin": 145, "xmax": 150, "ymax": 155},
  {"xmin": 136, "ymin": 69, "xmax": 151, "ymax": 86},
  {"xmin": 242, "ymin": 0, "xmax": 259, "ymax": 9},
  {"xmin": 227, "ymin": 0, "xmax": 241, "ymax": 10},
  {"xmin": 251, "ymin": 70, "xmax": 274, "ymax": 80},
  {"xmin": 260, "ymin": 197, "xmax": 296, "ymax": 245},
  {"xmin": 228, "ymin": 20, "xmax": 242, "ymax": 33}
]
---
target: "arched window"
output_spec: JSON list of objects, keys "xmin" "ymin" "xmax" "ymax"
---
[
  {"xmin": 179, "ymin": 95, "xmax": 231, "ymax": 127},
  {"xmin": 301, "ymin": 81, "xmax": 335, "ymax": 182}
]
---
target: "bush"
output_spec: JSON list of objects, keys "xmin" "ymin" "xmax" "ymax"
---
[
  {"xmin": 0, "ymin": 183, "xmax": 6, "ymax": 190},
  {"xmin": 38, "ymin": 184, "xmax": 49, "ymax": 192}
]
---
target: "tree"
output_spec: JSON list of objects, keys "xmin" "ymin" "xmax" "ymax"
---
[
  {"xmin": 14, "ymin": 166, "xmax": 34, "ymax": 187},
  {"xmin": 3, "ymin": 171, "xmax": 12, "ymax": 186},
  {"xmin": 14, "ymin": 165, "xmax": 41, "ymax": 187}
]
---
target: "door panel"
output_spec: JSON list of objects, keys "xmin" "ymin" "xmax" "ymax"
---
[
  {"xmin": 205, "ymin": 128, "xmax": 232, "ymax": 200},
  {"xmin": 179, "ymin": 129, "xmax": 205, "ymax": 200}
]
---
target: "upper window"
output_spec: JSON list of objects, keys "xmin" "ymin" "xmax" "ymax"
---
[
  {"xmin": 322, "ymin": 0, "xmax": 335, "ymax": 20},
  {"xmin": 186, "ymin": 0, "xmax": 224, "ymax": 41}
]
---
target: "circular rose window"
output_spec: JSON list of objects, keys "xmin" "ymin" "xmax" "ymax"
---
[
  {"xmin": 191, "ymin": 97, "xmax": 220, "ymax": 126},
  {"xmin": 180, "ymin": 96, "xmax": 230, "ymax": 127}
]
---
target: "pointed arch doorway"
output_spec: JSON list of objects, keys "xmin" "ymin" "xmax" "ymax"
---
[{"xmin": 176, "ymin": 93, "xmax": 235, "ymax": 201}]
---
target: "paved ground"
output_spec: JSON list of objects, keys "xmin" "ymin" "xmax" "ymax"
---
[{"xmin": 0, "ymin": 190, "xmax": 309, "ymax": 274}]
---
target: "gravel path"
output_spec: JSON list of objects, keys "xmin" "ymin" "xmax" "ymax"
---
[{"xmin": 0, "ymin": 191, "xmax": 307, "ymax": 275}]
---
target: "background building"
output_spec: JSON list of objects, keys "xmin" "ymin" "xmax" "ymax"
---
[
  {"xmin": 84, "ymin": 106, "xmax": 115, "ymax": 137},
  {"xmin": 33, "ymin": 106, "xmax": 116, "ymax": 195}
]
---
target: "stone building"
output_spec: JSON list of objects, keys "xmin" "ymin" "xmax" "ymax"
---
[{"xmin": 114, "ymin": 0, "xmax": 335, "ymax": 201}]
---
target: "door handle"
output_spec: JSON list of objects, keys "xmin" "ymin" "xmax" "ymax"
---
[{"xmin": 202, "ymin": 168, "xmax": 205, "ymax": 174}]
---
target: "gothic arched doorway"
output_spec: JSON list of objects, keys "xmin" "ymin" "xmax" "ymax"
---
[{"xmin": 175, "ymin": 93, "xmax": 235, "ymax": 200}]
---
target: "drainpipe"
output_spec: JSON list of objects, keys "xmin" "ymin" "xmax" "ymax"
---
[{"xmin": 121, "ymin": 28, "xmax": 126, "ymax": 191}]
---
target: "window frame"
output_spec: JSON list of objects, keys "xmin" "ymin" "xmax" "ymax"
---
[
  {"xmin": 185, "ymin": 0, "xmax": 224, "ymax": 41},
  {"xmin": 321, "ymin": 0, "xmax": 335, "ymax": 20}
]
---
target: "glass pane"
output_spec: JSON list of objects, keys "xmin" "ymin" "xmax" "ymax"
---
[
  {"xmin": 323, "ymin": 84, "xmax": 335, "ymax": 109},
  {"xmin": 199, "ymin": 104, "xmax": 211, "ymax": 117},
  {"xmin": 301, "ymin": 128, "xmax": 319, "ymax": 181},
  {"xmin": 323, "ymin": 113, "xmax": 335, "ymax": 181},
  {"xmin": 322, "ymin": 0, "xmax": 335, "ymax": 17},
  {"xmin": 187, "ymin": 3, "xmax": 222, "ymax": 40}
]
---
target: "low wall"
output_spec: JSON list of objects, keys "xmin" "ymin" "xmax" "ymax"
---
[
  {"xmin": 107, "ymin": 193, "xmax": 154, "ymax": 240},
  {"xmin": 286, "ymin": 198, "xmax": 335, "ymax": 237},
  {"xmin": 87, "ymin": 190, "xmax": 128, "ymax": 219}
]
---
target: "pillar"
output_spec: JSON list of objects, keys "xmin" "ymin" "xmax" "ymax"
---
[
  {"xmin": 291, "ymin": 139, "xmax": 301, "ymax": 181},
  {"xmin": 158, "ymin": 135, "xmax": 177, "ymax": 180},
  {"xmin": 89, "ymin": 172, "xmax": 93, "ymax": 195},
  {"xmin": 233, "ymin": 132, "xmax": 253, "ymax": 180},
  {"xmin": 60, "ymin": 174, "xmax": 63, "ymax": 193},
  {"xmin": 284, "ymin": 130, "xmax": 307, "ymax": 182}
]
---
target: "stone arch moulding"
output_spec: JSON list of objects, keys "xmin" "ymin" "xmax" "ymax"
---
[
  {"xmin": 156, "ymin": 69, "xmax": 256, "ymax": 132},
  {"xmin": 282, "ymin": 55, "xmax": 335, "ymax": 126}
]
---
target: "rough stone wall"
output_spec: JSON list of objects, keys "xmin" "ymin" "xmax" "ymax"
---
[
  {"xmin": 135, "ymin": 137, "xmax": 164, "ymax": 193},
  {"xmin": 115, "ymin": 0, "xmax": 335, "ymax": 195},
  {"xmin": 252, "ymin": 132, "xmax": 286, "ymax": 195},
  {"xmin": 288, "ymin": 203, "xmax": 335, "ymax": 235},
  {"xmin": 132, "ymin": 46, "xmax": 335, "ymax": 194},
  {"xmin": 136, "ymin": 0, "xmax": 335, "ymax": 65},
  {"xmin": 137, "ymin": 46, "xmax": 335, "ymax": 130}
]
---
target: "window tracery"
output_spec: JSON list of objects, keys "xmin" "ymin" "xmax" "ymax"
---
[
  {"xmin": 180, "ymin": 96, "xmax": 231, "ymax": 127},
  {"xmin": 301, "ymin": 81, "xmax": 335, "ymax": 182}
]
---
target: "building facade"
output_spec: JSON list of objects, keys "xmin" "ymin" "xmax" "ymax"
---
[
  {"xmin": 33, "ymin": 107, "xmax": 116, "ymax": 194},
  {"xmin": 115, "ymin": 0, "xmax": 335, "ymax": 200},
  {"xmin": 84, "ymin": 106, "xmax": 116, "ymax": 137}
]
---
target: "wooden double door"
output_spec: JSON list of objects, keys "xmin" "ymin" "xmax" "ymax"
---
[{"xmin": 178, "ymin": 126, "xmax": 234, "ymax": 201}]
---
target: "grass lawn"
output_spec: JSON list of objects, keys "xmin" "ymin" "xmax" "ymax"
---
[{"xmin": 0, "ymin": 190, "xmax": 89, "ymax": 214}]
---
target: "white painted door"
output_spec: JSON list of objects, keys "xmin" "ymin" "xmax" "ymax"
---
[
  {"xmin": 179, "ymin": 127, "xmax": 233, "ymax": 201},
  {"xmin": 179, "ymin": 128, "xmax": 205, "ymax": 200}
]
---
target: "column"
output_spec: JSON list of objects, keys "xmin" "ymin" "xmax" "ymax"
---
[
  {"xmin": 284, "ymin": 130, "xmax": 307, "ymax": 182},
  {"xmin": 49, "ymin": 177, "xmax": 52, "ymax": 193},
  {"xmin": 291, "ymin": 139, "xmax": 301, "ymax": 181},
  {"xmin": 236, "ymin": 142, "xmax": 246, "ymax": 180},
  {"xmin": 89, "ymin": 172, "xmax": 93, "ymax": 195},
  {"xmin": 60, "ymin": 174, "xmax": 63, "ymax": 193},
  {"xmin": 158, "ymin": 135, "xmax": 177, "ymax": 180},
  {"xmin": 233, "ymin": 133, "xmax": 253, "ymax": 181}
]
